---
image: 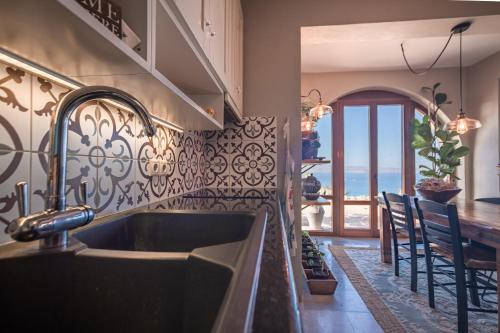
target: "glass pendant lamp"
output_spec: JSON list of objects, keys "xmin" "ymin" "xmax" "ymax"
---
[
  {"xmin": 302, "ymin": 89, "xmax": 333, "ymax": 119},
  {"xmin": 446, "ymin": 22, "xmax": 481, "ymax": 134}
]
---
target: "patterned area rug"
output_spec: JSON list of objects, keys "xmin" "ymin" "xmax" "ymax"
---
[{"xmin": 330, "ymin": 246, "xmax": 497, "ymax": 333}]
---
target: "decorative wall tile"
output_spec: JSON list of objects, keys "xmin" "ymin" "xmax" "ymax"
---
[
  {"xmin": 204, "ymin": 116, "xmax": 278, "ymax": 189},
  {"xmin": 30, "ymin": 153, "xmax": 98, "ymax": 213},
  {"xmin": 204, "ymin": 140, "xmax": 230, "ymax": 188},
  {"xmin": 230, "ymin": 141, "xmax": 277, "ymax": 188},
  {"xmin": 95, "ymin": 156, "xmax": 135, "ymax": 216},
  {"xmin": 227, "ymin": 117, "xmax": 277, "ymax": 143},
  {"xmin": 0, "ymin": 62, "xmax": 31, "ymax": 152},
  {"xmin": 96, "ymin": 103, "xmax": 136, "ymax": 159},
  {"xmin": 0, "ymin": 150, "xmax": 30, "ymax": 243}
]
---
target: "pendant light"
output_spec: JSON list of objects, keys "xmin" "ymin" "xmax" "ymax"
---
[
  {"xmin": 446, "ymin": 22, "xmax": 482, "ymax": 134},
  {"xmin": 301, "ymin": 89, "xmax": 333, "ymax": 119}
]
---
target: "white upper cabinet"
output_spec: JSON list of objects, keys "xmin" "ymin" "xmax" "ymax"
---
[
  {"xmin": 206, "ymin": 0, "xmax": 226, "ymax": 79},
  {"xmin": 225, "ymin": 0, "xmax": 243, "ymax": 117},
  {"xmin": 174, "ymin": 0, "xmax": 207, "ymax": 50},
  {"xmin": 174, "ymin": 0, "xmax": 243, "ymax": 118}
]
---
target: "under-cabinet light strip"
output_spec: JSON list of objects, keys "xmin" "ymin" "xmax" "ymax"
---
[{"xmin": 0, "ymin": 48, "xmax": 183, "ymax": 133}]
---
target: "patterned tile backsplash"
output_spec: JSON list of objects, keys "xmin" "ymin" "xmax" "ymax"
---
[
  {"xmin": 0, "ymin": 61, "xmax": 277, "ymax": 245},
  {"xmin": 204, "ymin": 117, "xmax": 277, "ymax": 188}
]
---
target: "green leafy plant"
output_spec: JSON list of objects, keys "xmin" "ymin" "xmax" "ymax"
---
[{"xmin": 412, "ymin": 83, "xmax": 470, "ymax": 181}]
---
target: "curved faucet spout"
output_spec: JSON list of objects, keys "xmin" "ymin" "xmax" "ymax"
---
[{"xmin": 43, "ymin": 86, "xmax": 156, "ymax": 248}]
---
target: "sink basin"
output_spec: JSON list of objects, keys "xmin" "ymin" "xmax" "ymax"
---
[
  {"xmin": 0, "ymin": 209, "xmax": 267, "ymax": 333},
  {"xmin": 72, "ymin": 211, "xmax": 254, "ymax": 252}
]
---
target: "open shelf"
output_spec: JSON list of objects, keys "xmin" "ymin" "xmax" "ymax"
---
[
  {"xmin": 0, "ymin": 0, "xmax": 223, "ymax": 131},
  {"xmin": 154, "ymin": 0, "xmax": 224, "ymax": 125},
  {"xmin": 302, "ymin": 200, "xmax": 332, "ymax": 207},
  {"xmin": 302, "ymin": 159, "xmax": 331, "ymax": 165}
]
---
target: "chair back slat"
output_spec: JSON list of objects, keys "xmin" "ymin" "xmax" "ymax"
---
[
  {"xmin": 382, "ymin": 192, "xmax": 418, "ymax": 243},
  {"xmin": 414, "ymin": 198, "xmax": 464, "ymax": 265}
]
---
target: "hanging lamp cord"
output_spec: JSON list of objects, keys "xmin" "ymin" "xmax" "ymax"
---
[
  {"xmin": 401, "ymin": 31, "xmax": 455, "ymax": 76},
  {"xmin": 459, "ymin": 31, "xmax": 464, "ymax": 114}
]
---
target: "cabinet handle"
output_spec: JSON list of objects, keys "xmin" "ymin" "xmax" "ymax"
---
[
  {"xmin": 210, "ymin": 31, "xmax": 216, "ymax": 37},
  {"xmin": 205, "ymin": 21, "xmax": 211, "ymax": 27}
]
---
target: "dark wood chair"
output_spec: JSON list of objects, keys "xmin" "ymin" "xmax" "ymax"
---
[
  {"xmin": 414, "ymin": 198, "xmax": 497, "ymax": 333},
  {"xmin": 382, "ymin": 192, "xmax": 424, "ymax": 292}
]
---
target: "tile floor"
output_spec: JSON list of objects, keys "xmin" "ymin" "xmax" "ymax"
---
[{"xmin": 301, "ymin": 237, "xmax": 383, "ymax": 333}]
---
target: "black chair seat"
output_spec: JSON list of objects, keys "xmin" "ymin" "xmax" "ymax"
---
[
  {"xmin": 475, "ymin": 198, "xmax": 500, "ymax": 205},
  {"xmin": 432, "ymin": 244, "xmax": 496, "ymax": 270}
]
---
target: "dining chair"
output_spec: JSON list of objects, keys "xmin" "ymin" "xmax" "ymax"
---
[
  {"xmin": 382, "ymin": 192, "xmax": 424, "ymax": 292},
  {"xmin": 475, "ymin": 198, "xmax": 500, "ymax": 205},
  {"xmin": 414, "ymin": 198, "xmax": 498, "ymax": 333}
]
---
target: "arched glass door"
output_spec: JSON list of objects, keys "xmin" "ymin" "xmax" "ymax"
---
[{"xmin": 331, "ymin": 91, "xmax": 421, "ymax": 237}]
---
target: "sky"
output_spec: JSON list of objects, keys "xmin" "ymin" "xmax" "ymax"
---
[{"xmin": 314, "ymin": 104, "xmax": 404, "ymax": 173}]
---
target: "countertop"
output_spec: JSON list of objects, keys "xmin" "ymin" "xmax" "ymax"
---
[{"xmin": 0, "ymin": 187, "xmax": 302, "ymax": 333}]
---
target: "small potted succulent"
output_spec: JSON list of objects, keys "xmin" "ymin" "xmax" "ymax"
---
[{"xmin": 412, "ymin": 83, "xmax": 470, "ymax": 203}]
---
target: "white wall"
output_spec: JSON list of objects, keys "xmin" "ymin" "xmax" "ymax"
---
[{"xmin": 466, "ymin": 51, "xmax": 500, "ymax": 199}]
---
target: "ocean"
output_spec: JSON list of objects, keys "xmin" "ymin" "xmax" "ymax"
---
[{"xmin": 312, "ymin": 171, "xmax": 403, "ymax": 196}]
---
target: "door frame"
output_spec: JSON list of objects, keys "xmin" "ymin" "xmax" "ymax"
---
[{"xmin": 333, "ymin": 92, "xmax": 418, "ymax": 237}]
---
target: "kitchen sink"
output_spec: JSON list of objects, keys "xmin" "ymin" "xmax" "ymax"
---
[
  {"xmin": 72, "ymin": 211, "xmax": 254, "ymax": 252},
  {"xmin": 0, "ymin": 209, "xmax": 267, "ymax": 333}
]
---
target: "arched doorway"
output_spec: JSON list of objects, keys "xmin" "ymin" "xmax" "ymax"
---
[{"xmin": 331, "ymin": 90, "xmax": 427, "ymax": 237}]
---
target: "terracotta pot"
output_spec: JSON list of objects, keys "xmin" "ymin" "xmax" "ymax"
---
[{"xmin": 416, "ymin": 187, "xmax": 462, "ymax": 203}]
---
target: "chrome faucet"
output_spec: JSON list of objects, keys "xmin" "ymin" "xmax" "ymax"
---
[{"xmin": 7, "ymin": 86, "xmax": 156, "ymax": 249}]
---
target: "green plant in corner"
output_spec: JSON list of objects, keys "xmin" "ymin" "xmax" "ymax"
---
[{"xmin": 412, "ymin": 83, "xmax": 470, "ymax": 185}]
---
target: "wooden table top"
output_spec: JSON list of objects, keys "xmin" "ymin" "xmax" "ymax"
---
[{"xmin": 379, "ymin": 197, "xmax": 500, "ymax": 249}]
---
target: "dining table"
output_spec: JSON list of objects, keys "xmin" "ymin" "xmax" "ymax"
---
[{"xmin": 378, "ymin": 198, "xmax": 500, "ymax": 324}]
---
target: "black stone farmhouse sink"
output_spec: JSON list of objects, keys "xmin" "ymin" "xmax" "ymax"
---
[
  {"xmin": 73, "ymin": 211, "xmax": 255, "ymax": 252},
  {"xmin": 0, "ymin": 210, "xmax": 267, "ymax": 333}
]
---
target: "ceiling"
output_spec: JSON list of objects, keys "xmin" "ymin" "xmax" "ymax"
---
[{"xmin": 301, "ymin": 15, "xmax": 500, "ymax": 73}]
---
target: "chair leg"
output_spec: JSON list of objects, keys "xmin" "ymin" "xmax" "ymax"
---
[
  {"xmin": 425, "ymin": 254, "xmax": 435, "ymax": 308},
  {"xmin": 468, "ymin": 269, "xmax": 480, "ymax": 307},
  {"xmin": 410, "ymin": 247, "xmax": 418, "ymax": 292},
  {"xmin": 455, "ymin": 267, "xmax": 469, "ymax": 333},
  {"xmin": 392, "ymin": 232, "xmax": 399, "ymax": 277}
]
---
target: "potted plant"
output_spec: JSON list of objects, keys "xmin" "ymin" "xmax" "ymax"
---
[{"xmin": 412, "ymin": 83, "xmax": 470, "ymax": 203}]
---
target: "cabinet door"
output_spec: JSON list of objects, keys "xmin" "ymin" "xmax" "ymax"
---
[
  {"xmin": 207, "ymin": 0, "xmax": 226, "ymax": 79},
  {"xmin": 175, "ymin": 0, "xmax": 207, "ymax": 50},
  {"xmin": 235, "ymin": 2, "xmax": 243, "ymax": 113}
]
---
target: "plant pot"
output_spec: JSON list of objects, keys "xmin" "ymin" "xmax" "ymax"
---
[
  {"xmin": 304, "ymin": 205, "xmax": 325, "ymax": 230},
  {"xmin": 303, "ymin": 267, "xmax": 338, "ymax": 295},
  {"xmin": 416, "ymin": 187, "xmax": 462, "ymax": 203},
  {"xmin": 302, "ymin": 141, "xmax": 318, "ymax": 160}
]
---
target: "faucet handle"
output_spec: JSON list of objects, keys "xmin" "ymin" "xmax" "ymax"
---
[
  {"xmin": 15, "ymin": 182, "xmax": 29, "ymax": 217},
  {"xmin": 80, "ymin": 181, "xmax": 88, "ymax": 206}
]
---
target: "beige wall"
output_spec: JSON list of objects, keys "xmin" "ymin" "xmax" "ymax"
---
[
  {"xmin": 241, "ymin": 0, "xmax": 500, "ymax": 296},
  {"xmin": 301, "ymin": 68, "xmax": 469, "ymax": 195},
  {"xmin": 466, "ymin": 51, "xmax": 500, "ymax": 199}
]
